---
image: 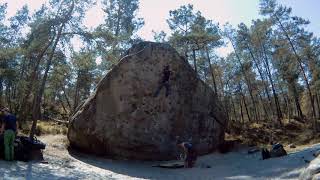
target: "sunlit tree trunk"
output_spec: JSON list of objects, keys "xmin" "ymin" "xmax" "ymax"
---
[
  {"xmin": 261, "ymin": 43, "xmax": 283, "ymax": 120},
  {"xmin": 192, "ymin": 48, "xmax": 198, "ymax": 74},
  {"xmin": 206, "ymin": 47, "xmax": 218, "ymax": 94},
  {"xmin": 275, "ymin": 15, "xmax": 317, "ymax": 131},
  {"xmin": 19, "ymin": 38, "xmax": 54, "ymax": 121},
  {"xmin": 228, "ymin": 36, "xmax": 258, "ymax": 121},
  {"xmin": 30, "ymin": 24, "xmax": 64, "ymax": 139}
]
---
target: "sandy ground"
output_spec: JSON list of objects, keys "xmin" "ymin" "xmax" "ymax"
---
[{"xmin": 0, "ymin": 135, "xmax": 320, "ymax": 180}]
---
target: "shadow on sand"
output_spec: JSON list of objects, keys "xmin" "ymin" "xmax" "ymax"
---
[
  {"xmin": 1, "ymin": 144, "xmax": 319, "ymax": 180},
  {"xmin": 68, "ymin": 149, "xmax": 184, "ymax": 180},
  {"xmin": 68, "ymin": 144, "xmax": 320, "ymax": 180}
]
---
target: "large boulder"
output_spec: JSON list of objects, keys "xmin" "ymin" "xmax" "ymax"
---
[{"xmin": 68, "ymin": 42, "xmax": 227, "ymax": 160}]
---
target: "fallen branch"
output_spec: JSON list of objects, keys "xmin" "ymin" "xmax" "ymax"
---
[{"xmin": 48, "ymin": 117, "xmax": 69, "ymax": 126}]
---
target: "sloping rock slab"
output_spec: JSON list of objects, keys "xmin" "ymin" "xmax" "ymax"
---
[{"xmin": 300, "ymin": 157, "xmax": 320, "ymax": 180}]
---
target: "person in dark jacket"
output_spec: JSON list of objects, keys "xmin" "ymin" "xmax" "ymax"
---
[
  {"xmin": 176, "ymin": 139, "xmax": 197, "ymax": 168},
  {"xmin": 154, "ymin": 65, "xmax": 171, "ymax": 97},
  {"xmin": 1, "ymin": 108, "xmax": 18, "ymax": 161}
]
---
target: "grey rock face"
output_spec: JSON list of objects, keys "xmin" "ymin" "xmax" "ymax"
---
[
  {"xmin": 68, "ymin": 42, "xmax": 227, "ymax": 160},
  {"xmin": 300, "ymin": 157, "xmax": 320, "ymax": 180}
]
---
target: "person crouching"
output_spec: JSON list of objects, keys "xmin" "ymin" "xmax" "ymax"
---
[{"xmin": 176, "ymin": 139, "xmax": 197, "ymax": 168}]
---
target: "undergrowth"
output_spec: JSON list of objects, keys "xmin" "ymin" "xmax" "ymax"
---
[{"xmin": 227, "ymin": 118, "xmax": 320, "ymax": 150}]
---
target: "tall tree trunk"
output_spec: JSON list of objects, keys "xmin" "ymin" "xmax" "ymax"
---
[
  {"xmin": 228, "ymin": 36, "xmax": 258, "ymax": 121},
  {"xmin": 58, "ymin": 94, "xmax": 68, "ymax": 116},
  {"xmin": 192, "ymin": 48, "xmax": 197, "ymax": 74},
  {"xmin": 287, "ymin": 97, "xmax": 292, "ymax": 121},
  {"xmin": 259, "ymin": 93, "xmax": 269, "ymax": 121},
  {"xmin": 73, "ymin": 71, "xmax": 81, "ymax": 111},
  {"xmin": 29, "ymin": 1, "xmax": 75, "ymax": 139},
  {"xmin": 29, "ymin": 24, "xmax": 64, "ymax": 139},
  {"xmin": 316, "ymin": 93, "xmax": 320, "ymax": 118},
  {"xmin": 231, "ymin": 96, "xmax": 238, "ymax": 122},
  {"xmin": 205, "ymin": 47, "xmax": 218, "ymax": 93},
  {"xmin": 62, "ymin": 86, "xmax": 72, "ymax": 111},
  {"xmin": 115, "ymin": 3, "xmax": 122, "ymax": 38},
  {"xmin": 275, "ymin": 15, "xmax": 317, "ymax": 131},
  {"xmin": 242, "ymin": 95, "xmax": 251, "ymax": 122},
  {"xmin": 239, "ymin": 84, "xmax": 251, "ymax": 122},
  {"xmin": 18, "ymin": 38, "xmax": 55, "ymax": 121},
  {"xmin": 0, "ymin": 78, "xmax": 3, "ymax": 105},
  {"xmin": 289, "ymin": 82, "xmax": 303, "ymax": 119},
  {"xmin": 246, "ymin": 44, "xmax": 274, "ymax": 118},
  {"xmin": 261, "ymin": 43, "xmax": 283, "ymax": 120},
  {"xmin": 5, "ymin": 83, "xmax": 12, "ymax": 109},
  {"xmin": 224, "ymin": 98, "xmax": 230, "ymax": 124},
  {"xmin": 239, "ymin": 97, "xmax": 245, "ymax": 124}
]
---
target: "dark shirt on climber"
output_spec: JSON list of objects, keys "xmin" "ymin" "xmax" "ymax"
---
[
  {"xmin": 4, "ymin": 114, "xmax": 17, "ymax": 132},
  {"xmin": 162, "ymin": 66, "xmax": 171, "ymax": 83},
  {"xmin": 154, "ymin": 65, "xmax": 171, "ymax": 97}
]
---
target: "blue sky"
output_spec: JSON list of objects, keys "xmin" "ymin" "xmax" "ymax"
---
[
  {"xmin": 2, "ymin": 0, "xmax": 319, "ymax": 56},
  {"xmin": 84, "ymin": 0, "xmax": 320, "ymax": 40}
]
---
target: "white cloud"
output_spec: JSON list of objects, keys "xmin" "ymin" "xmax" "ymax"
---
[
  {"xmin": 3, "ymin": 0, "xmax": 47, "ymax": 18},
  {"xmin": 216, "ymin": 42, "xmax": 233, "ymax": 58},
  {"xmin": 83, "ymin": 0, "xmax": 104, "ymax": 29},
  {"xmin": 96, "ymin": 56, "xmax": 102, "ymax": 65}
]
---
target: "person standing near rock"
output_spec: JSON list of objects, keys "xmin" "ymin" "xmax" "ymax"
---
[
  {"xmin": 0, "ymin": 108, "xmax": 18, "ymax": 161},
  {"xmin": 176, "ymin": 139, "xmax": 197, "ymax": 168},
  {"xmin": 154, "ymin": 65, "xmax": 171, "ymax": 97}
]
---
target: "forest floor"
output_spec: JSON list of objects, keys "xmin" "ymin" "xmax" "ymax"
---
[{"xmin": 0, "ymin": 120, "xmax": 320, "ymax": 179}]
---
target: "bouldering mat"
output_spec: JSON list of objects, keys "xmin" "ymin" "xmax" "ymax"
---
[{"xmin": 152, "ymin": 161, "xmax": 184, "ymax": 168}]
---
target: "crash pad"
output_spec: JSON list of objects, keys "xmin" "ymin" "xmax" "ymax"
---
[{"xmin": 152, "ymin": 161, "xmax": 184, "ymax": 168}]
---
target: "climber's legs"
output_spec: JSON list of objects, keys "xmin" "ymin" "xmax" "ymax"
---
[{"xmin": 154, "ymin": 81, "xmax": 170, "ymax": 97}]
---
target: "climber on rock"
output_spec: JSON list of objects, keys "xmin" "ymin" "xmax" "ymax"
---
[{"xmin": 154, "ymin": 65, "xmax": 171, "ymax": 97}]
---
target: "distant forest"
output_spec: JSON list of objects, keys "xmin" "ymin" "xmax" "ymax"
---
[{"xmin": 0, "ymin": 0, "xmax": 319, "ymax": 132}]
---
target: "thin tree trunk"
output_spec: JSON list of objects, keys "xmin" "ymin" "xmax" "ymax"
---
[
  {"xmin": 239, "ymin": 83, "xmax": 251, "ymax": 122},
  {"xmin": 246, "ymin": 44, "xmax": 275, "ymax": 119},
  {"xmin": 287, "ymin": 97, "xmax": 292, "ymax": 121},
  {"xmin": 239, "ymin": 97, "xmax": 245, "ymax": 124},
  {"xmin": 30, "ymin": 24, "xmax": 64, "ymax": 139},
  {"xmin": 58, "ymin": 94, "xmax": 68, "ymax": 116},
  {"xmin": 290, "ymin": 83, "xmax": 303, "ymax": 119},
  {"xmin": 192, "ymin": 48, "xmax": 197, "ymax": 74},
  {"xmin": 5, "ymin": 83, "xmax": 12, "ymax": 110},
  {"xmin": 73, "ymin": 71, "xmax": 81, "ymax": 111},
  {"xmin": 115, "ymin": 3, "xmax": 122, "ymax": 38},
  {"xmin": 29, "ymin": 1, "xmax": 75, "ymax": 139},
  {"xmin": 225, "ymin": 98, "xmax": 230, "ymax": 124},
  {"xmin": 18, "ymin": 38, "xmax": 55, "ymax": 121},
  {"xmin": 205, "ymin": 47, "xmax": 218, "ymax": 93},
  {"xmin": 231, "ymin": 96, "xmax": 238, "ymax": 122},
  {"xmin": 259, "ymin": 93, "xmax": 269, "ymax": 121},
  {"xmin": 316, "ymin": 93, "xmax": 320, "ymax": 118},
  {"xmin": 0, "ymin": 78, "xmax": 3, "ymax": 105},
  {"xmin": 275, "ymin": 75, "xmax": 290, "ymax": 117},
  {"xmin": 242, "ymin": 95, "xmax": 251, "ymax": 122},
  {"xmin": 261, "ymin": 43, "xmax": 283, "ymax": 120},
  {"xmin": 228, "ymin": 36, "xmax": 258, "ymax": 121},
  {"xmin": 62, "ymin": 86, "xmax": 72, "ymax": 111}
]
